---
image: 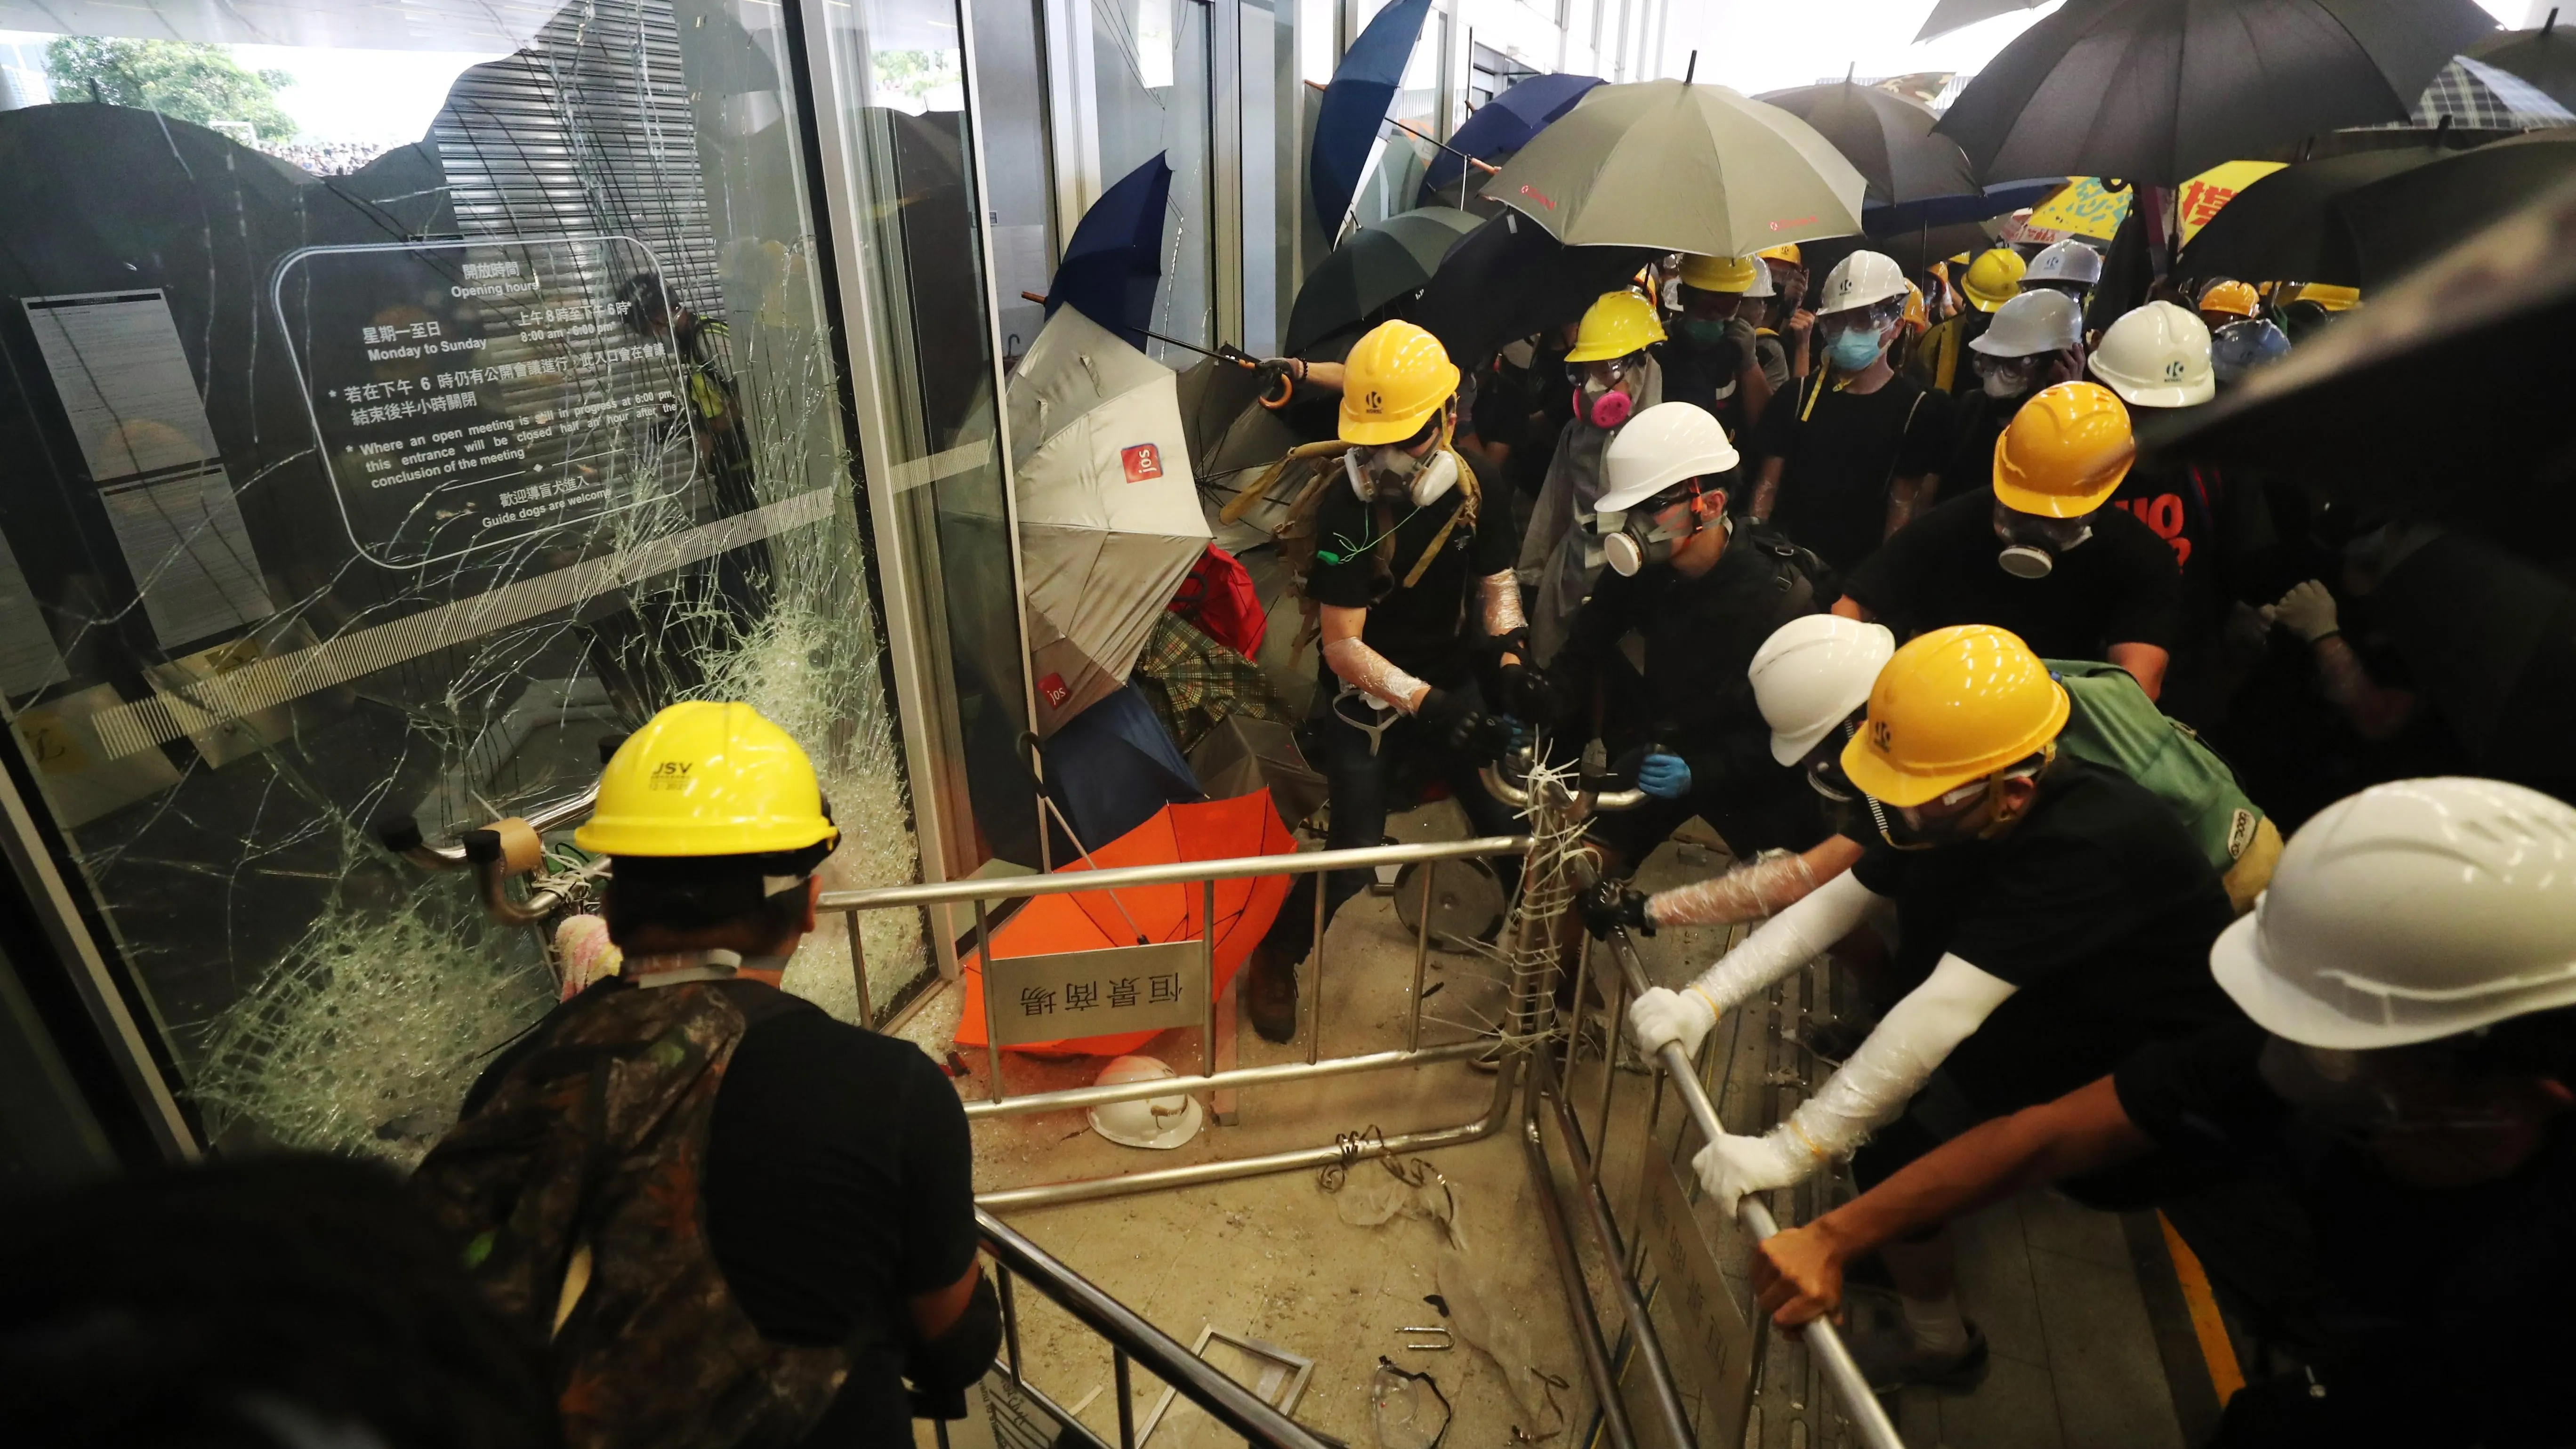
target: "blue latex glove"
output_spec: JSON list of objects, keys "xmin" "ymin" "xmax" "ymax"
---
[
  {"xmin": 1634, "ymin": 752, "xmax": 1691, "ymax": 800},
  {"xmin": 1502, "ymin": 715, "xmax": 1531, "ymax": 756}
]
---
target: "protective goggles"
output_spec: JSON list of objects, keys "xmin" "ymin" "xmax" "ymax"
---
[
  {"xmin": 1820, "ymin": 300, "xmax": 1902, "ymax": 336},
  {"xmin": 1566, "ymin": 355, "xmax": 1644, "ymax": 388}
]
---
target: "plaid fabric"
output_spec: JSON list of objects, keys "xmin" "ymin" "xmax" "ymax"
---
[
  {"xmin": 1131, "ymin": 611, "xmax": 1296, "ymax": 752},
  {"xmin": 2372, "ymin": 55, "xmax": 2576, "ymax": 130}
]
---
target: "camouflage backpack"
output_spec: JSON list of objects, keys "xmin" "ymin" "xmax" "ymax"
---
[
  {"xmin": 1219, "ymin": 433, "xmax": 1481, "ymax": 661},
  {"xmin": 411, "ymin": 977, "xmax": 850, "ymax": 1449}
]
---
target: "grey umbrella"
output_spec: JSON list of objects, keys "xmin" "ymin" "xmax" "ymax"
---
[
  {"xmin": 2468, "ymin": 11, "xmax": 2576, "ymax": 113},
  {"xmin": 1755, "ymin": 80, "xmax": 1979, "ymax": 211},
  {"xmin": 1935, "ymin": 0, "xmax": 2500, "ymax": 185},
  {"xmin": 1480, "ymin": 79, "xmax": 1866, "ymax": 255},
  {"xmin": 1915, "ymin": 0, "xmax": 2051, "ymax": 44}
]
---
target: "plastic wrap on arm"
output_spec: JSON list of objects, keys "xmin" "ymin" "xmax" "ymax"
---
[
  {"xmin": 1766, "ymin": 953, "xmax": 2018, "ymax": 1164},
  {"xmin": 1322, "ymin": 634, "xmax": 1429, "ymax": 714},
  {"xmin": 1646, "ymin": 848, "xmax": 1816, "ymax": 929},
  {"xmin": 1478, "ymin": 569, "xmax": 1526, "ymax": 639},
  {"xmin": 1681, "ymin": 868, "xmax": 1880, "ymax": 1013}
]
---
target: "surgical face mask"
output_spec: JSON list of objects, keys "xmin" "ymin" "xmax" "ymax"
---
[
  {"xmin": 1595, "ymin": 491, "xmax": 1707, "ymax": 576},
  {"xmin": 1977, "ymin": 354, "xmax": 2038, "ymax": 399},
  {"xmin": 1680, "ymin": 317, "xmax": 1731, "ymax": 347},
  {"xmin": 1993, "ymin": 504, "xmax": 2094, "ymax": 579},
  {"xmin": 1824, "ymin": 322, "xmax": 1888, "ymax": 372}
]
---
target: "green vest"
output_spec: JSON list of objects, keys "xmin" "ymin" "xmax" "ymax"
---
[{"xmin": 2051, "ymin": 659, "xmax": 2263, "ymax": 873}]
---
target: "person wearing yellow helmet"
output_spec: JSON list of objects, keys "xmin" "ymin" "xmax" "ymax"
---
[
  {"xmin": 1663, "ymin": 254, "xmax": 1786, "ymax": 444},
  {"xmin": 1243, "ymin": 319, "xmax": 1532, "ymax": 1043},
  {"xmin": 1625, "ymin": 622, "xmax": 2237, "ymax": 1391},
  {"xmin": 420, "ymin": 702, "xmax": 996, "ymax": 1445},
  {"xmin": 1515, "ymin": 290, "xmax": 1665, "ymax": 661},
  {"xmin": 2195, "ymin": 277, "xmax": 2260, "ymax": 331},
  {"xmin": 1909, "ymin": 247, "xmax": 2024, "ymax": 394},
  {"xmin": 1836, "ymin": 381, "xmax": 2182, "ymax": 700}
]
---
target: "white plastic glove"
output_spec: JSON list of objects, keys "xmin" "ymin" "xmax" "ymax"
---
[
  {"xmin": 1690, "ymin": 1128, "xmax": 1814, "ymax": 1220},
  {"xmin": 1626, "ymin": 986, "xmax": 1717, "ymax": 1059},
  {"xmin": 2266, "ymin": 579, "xmax": 2341, "ymax": 643}
]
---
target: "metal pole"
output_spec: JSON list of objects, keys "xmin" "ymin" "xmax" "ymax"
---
[
  {"xmin": 1202, "ymin": 878, "xmax": 1220, "ymax": 1087},
  {"xmin": 977, "ymin": 897, "xmax": 1006, "ymax": 1104},
  {"xmin": 1586, "ymin": 968, "xmax": 1625, "ymax": 1189},
  {"xmin": 999, "ymin": 1261, "xmax": 1023, "ymax": 1385},
  {"xmin": 1114, "ymin": 1349, "xmax": 1136, "ymax": 1449},
  {"xmin": 843, "ymin": 909, "xmax": 873, "ymax": 1029},
  {"xmin": 1522, "ymin": 1082, "xmax": 1641, "ymax": 1449},
  {"xmin": 1305, "ymin": 870, "xmax": 1326, "ymax": 1065},
  {"xmin": 1603, "ymin": 927, "xmax": 1905, "ymax": 1449},
  {"xmin": 1407, "ymin": 861, "xmax": 1435, "ymax": 1054}
]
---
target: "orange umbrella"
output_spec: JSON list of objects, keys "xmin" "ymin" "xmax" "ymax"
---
[{"xmin": 957, "ymin": 790, "xmax": 1295, "ymax": 1057}]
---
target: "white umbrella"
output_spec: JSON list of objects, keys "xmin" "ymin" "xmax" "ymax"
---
[{"xmin": 1006, "ymin": 305, "xmax": 1211, "ymax": 738}]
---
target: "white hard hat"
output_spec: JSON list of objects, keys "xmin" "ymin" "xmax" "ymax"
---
[
  {"xmin": 2087, "ymin": 300, "xmax": 2214, "ymax": 408},
  {"xmin": 2026, "ymin": 239, "xmax": 2103, "ymax": 288},
  {"xmin": 1816, "ymin": 250, "xmax": 1909, "ymax": 315},
  {"xmin": 2209, "ymin": 778, "xmax": 2576, "ymax": 1052},
  {"xmin": 1970, "ymin": 290, "xmax": 2084, "ymax": 358},
  {"xmin": 1086, "ymin": 1055, "xmax": 1204, "ymax": 1150},
  {"xmin": 1594, "ymin": 402, "xmax": 1740, "ymax": 514},
  {"xmin": 1748, "ymin": 614, "xmax": 1897, "ymax": 765}
]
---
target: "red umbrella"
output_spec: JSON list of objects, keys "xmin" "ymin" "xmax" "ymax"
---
[{"xmin": 957, "ymin": 791, "xmax": 1295, "ymax": 1057}]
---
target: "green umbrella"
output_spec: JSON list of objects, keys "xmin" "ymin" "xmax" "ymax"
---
[
  {"xmin": 1283, "ymin": 206, "xmax": 1483, "ymax": 355},
  {"xmin": 1478, "ymin": 79, "xmax": 1866, "ymax": 256}
]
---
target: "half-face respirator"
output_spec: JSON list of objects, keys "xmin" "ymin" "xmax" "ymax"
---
[
  {"xmin": 1593, "ymin": 486, "xmax": 1718, "ymax": 577},
  {"xmin": 1568, "ymin": 357, "xmax": 1640, "ymax": 430},
  {"xmin": 1993, "ymin": 505, "xmax": 2094, "ymax": 579},
  {"xmin": 1344, "ymin": 441, "xmax": 1460, "ymax": 508}
]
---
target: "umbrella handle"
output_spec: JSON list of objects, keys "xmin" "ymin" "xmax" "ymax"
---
[{"xmin": 1260, "ymin": 373, "xmax": 1293, "ymax": 409}]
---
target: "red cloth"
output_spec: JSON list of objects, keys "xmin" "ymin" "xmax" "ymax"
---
[{"xmin": 1167, "ymin": 544, "xmax": 1266, "ymax": 659}]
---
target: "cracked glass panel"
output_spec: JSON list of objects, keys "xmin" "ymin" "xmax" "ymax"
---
[{"xmin": 0, "ymin": 0, "xmax": 928, "ymax": 1164}]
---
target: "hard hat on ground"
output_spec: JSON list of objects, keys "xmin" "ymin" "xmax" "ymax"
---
[
  {"xmin": 1566, "ymin": 290, "xmax": 1667, "ymax": 362},
  {"xmin": 1959, "ymin": 247, "xmax": 2027, "ymax": 312},
  {"xmin": 2087, "ymin": 300, "xmax": 2215, "ymax": 408},
  {"xmin": 2296, "ymin": 282, "xmax": 2360, "ymax": 311},
  {"xmin": 1840, "ymin": 624, "xmax": 2069, "ymax": 808},
  {"xmin": 1596, "ymin": 402, "xmax": 1739, "ymax": 513},
  {"xmin": 1757, "ymin": 243, "xmax": 1802, "ymax": 265},
  {"xmin": 577, "ymin": 701, "xmax": 841, "ymax": 861},
  {"xmin": 1752, "ymin": 614, "xmax": 1899, "ymax": 765},
  {"xmin": 2211, "ymin": 317, "xmax": 2292, "ymax": 383},
  {"xmin": 2198, "ymin": 279, "xmax": 2259, "ymax": 318},
  {"xmin": 1816, "ymin": 250, "xmax": 1909, "ymax": 315},
  {"xmin": 2025, "ymin": 239, "xmax": 2103, "ymax": 289},
  {"xmin": 1340, "ymin": 320, "xmax": 1460, "ymax": 444},
  {"xmin": 1971, "ymin": 290, "xmax": 2083, "ymax": 358},
  {"xmin": 1679, "ymin": 254, "xmax": 1769, "ymax": 296},
  {"xmin": 1993, "ymin": 381, "xmax": 2134, "ymax": 518},
  {"xmin": 1087, "ymin": 1055, "xmax": 1206, "ymax": 1149},
  {"xmin": 2209, "ymin": 778, "xmax": 2576, "ymax": 1052}
]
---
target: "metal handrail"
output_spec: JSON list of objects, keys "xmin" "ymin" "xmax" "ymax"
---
[
  {"xmin": 976, "ymin": 1208, "xmax": 1333, "ymax": 1449},
  {"xmin": 817, "ymin": 835, "xmax": 1528, "ymax": 911},
  {"xmin": 1598, "ymin": 925, "xmax": 1907, "ymax": 1449}
]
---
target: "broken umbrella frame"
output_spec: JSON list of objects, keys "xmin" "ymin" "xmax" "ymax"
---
[{"xmin": 410, "ymin": 752, "xmax": 1901, "ymax": 1448}]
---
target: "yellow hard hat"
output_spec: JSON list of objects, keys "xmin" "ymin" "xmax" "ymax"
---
[
  {"xmin": 1992, "ymin": 381, "xmax": 2135, "ymax": 519},
  {"xmin": 2198, "ymin": 279, "xmax": 2259, "ymax": 318},
  {"xmin": 1565, "ymin": 290, "xmax": 1666, "ymax": 362},
  {"xmin": 2297, "ymin": 282, "xmax": 2359, "ymax": 312},
  {"xmin": 1757, "ymin": 243, "xmax": 1801, "ymax": 265},
  {"xmin": 1678, "ymin": 253, "xmax": 1761, "ymax": 293},
  {"xmin": 575, "ymin": 701, "xmax": 841, "ymax": 859},
  {"xmin": 1840, "ymin": 625, "xmax": 2070, "ymax": 808},
  {"xmin": 1960, "ymin": 247, "xmax": 2026, "ymax": 312},
  {"xmin": 1338, "ymin": 320, "xmax": 1460, "ymax": 444}
]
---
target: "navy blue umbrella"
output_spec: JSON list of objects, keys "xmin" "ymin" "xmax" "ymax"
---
[
  {"xmin": 1046, "ymin": 153, "xmax": 1172, "ymax": 350},
  {"xmin": 1418, "ymin": 72, "xmax": 1602, "ymax": 207},
  {"xmin": 1310, "ymin": 0, "xmax": 1433, "ymax": 236},
  {"xmin": 1865, "ymin": 176, "xmax": 2064, "ymax": 233}
]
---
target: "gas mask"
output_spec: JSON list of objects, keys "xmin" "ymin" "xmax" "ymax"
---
[
  {"xmin": 1500, "ymin": 337, "xmax": 1538, "ymax": 370},
  {"xmin": 1344, "ymin": 443, "xmax": 1460, "ymax": 507},
  {"xmin": 1976, "ymin": 353, "xmax": 2039, "ymax": 400},
  {"xmin": 1878, "ymin": 749, "xmax": 2050, "ymax": 850},
  {"xmin": 1568, "ymin": 357, "xmax": 1640, "ymax": 430},
  {"xmin": 1993, "ymin": 504, "xmax": 2094, "ymax": 579},
  {"xmin": 1594, "ymin": 489, "xmax": 1716, "ymax": 577}
]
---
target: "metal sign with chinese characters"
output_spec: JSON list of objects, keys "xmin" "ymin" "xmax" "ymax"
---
[
  {"xmin": 1634, "ymin": 1149, "xmax": 1759, "ymax": 1449},
  {"xmin": 983, "ymin": 938, "xmax": 1207, "ymax": 1047}
]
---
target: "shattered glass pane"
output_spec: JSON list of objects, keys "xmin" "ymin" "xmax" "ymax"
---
[{"xmin": 0, "ymin": 0, "xmax": 928, "ymax": 1164}]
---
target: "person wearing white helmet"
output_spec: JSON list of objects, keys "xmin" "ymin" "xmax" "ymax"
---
[
  {"xmin": 1747, "ymin": 250, "xmax": 1954, "ymax": 572},
  {"xmin": 2021, "ymin": 238, "xmax": 2104, "ymax": 304},
  {"xmin": 1750, "ymin": 776, "xmax": 2576, "ymax": 1447},
  {"xmin": 1537, "ymin": 402, "xmax": 1834, "ymax": 883},
  {"xmin": 1937, "ymin": 289, "xmax": 2088, "ymax": 500}
]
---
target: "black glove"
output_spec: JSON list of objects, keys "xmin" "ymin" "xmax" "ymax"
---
[
  {"xmin": 1415, "ymin": 686, "xmax": 1488, "ymax": 754},
  {"xmin": 1498, "ymin": 661, "xmax": 1567, "ymax": 727},
  {"xmin": 1578, "ymin": 878, "xmax": 1653, "ymax": 941},
  {"xmin": 1724, "ymin": 316, "xmax": 1762, "ymax": 375}
]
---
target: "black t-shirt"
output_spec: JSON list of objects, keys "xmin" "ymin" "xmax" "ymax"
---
[
  {"xmin": 1851, "ymin": 760, "xmax": 2235, "ymax": 1108},
  {"xmin": 1655, "ymin": 322, "xmax": 1763, "ymax": 441},
  {"xmin": 1844, "ymin": 485, "xmax": 2182, "ymax": 659},
  {"xmin": 2115, "ymin": 1020, "xmax": 2576, "ymax": 1444},
  {"xmin": 466, "ymin": 982, "xmax": 978, "ymax": 1448},
  {"xmin": 1752, "ymin": 371, "xmax": 1951, "ymax": 573},
  {"xmin": 1550, "ymin": 528, "xmax": 1823, "ymax": 798},
  {"xmin": 1305, "ymin": 458, "xmax": 1517, "ymax": 686},
  {"xmin": 1937, "ymin": 388, "xmax": 2013, "ymax": 499}
]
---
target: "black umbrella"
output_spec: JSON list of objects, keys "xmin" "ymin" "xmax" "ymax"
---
[
  {"xmin": 2182, "ymin": 132, "xmax": 2576, "ymax": 288},
  {"xmin": 1755, "ymin": 80, "xmax": 1979, "ymax": 210},
  {"xmin": 2467, "ymin": 9, "xmax": 2576, "ymax": 112},
  {"xmin": 1409, "ymin": 210, "xmax": 1652, "ymax": 372},
  {"xmin": 1282, "ymin": 206, "xmax": 1482, "ymax": 356},
  {"xmin": 1935, "ymin": 0, "xmax": 2498, "ymax": 185}
]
